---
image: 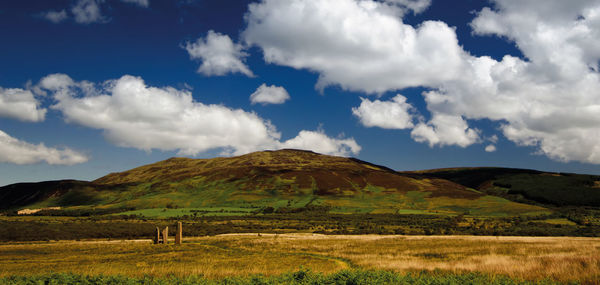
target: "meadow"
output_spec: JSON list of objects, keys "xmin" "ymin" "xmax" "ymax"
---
[{"xmin": 1, "ymin": 234, "xmax": 599, "ymax": 284}]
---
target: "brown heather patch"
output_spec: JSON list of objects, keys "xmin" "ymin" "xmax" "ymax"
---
[
  {"xmin": 424, "ymin": 178, "xmax": 482, "ymax": 199},
  {"xmin": 284, "ymin": 172, "xmax": 313, "ymax": 189},
  {"xmin": 364, "ymin": 172, "xmax": 415, "ymax": 191}
]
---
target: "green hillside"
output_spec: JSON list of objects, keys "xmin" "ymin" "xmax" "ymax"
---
[
  {"xmin": 417, "ymin": 167, "xmax": 600, "ymax": 207},
  {"xmin": 0, "ymin": 150, "xmax": 550, "ymax": 217}
]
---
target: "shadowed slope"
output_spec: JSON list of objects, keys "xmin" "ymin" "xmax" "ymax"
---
[
  {"xmin": 415, "ymin": 167, "xmax": 600, "ymax": 206},
  {"xmin": 0, "ymin": 180, "xmax": 95, "ymax": 209}
]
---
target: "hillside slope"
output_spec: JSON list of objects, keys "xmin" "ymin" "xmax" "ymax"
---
[
  {"xmin": 415, "ymin": 168, "xmax": 600, "ymax": 207},
  {"xmin": 0, "ymin": 180, "xmax": 94, "ymax": 209},
  {"xmin": 1, "ymin": 149, "xmax": 548, "ymax": 216}
]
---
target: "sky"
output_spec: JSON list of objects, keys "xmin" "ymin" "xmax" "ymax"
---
[{"xmin": 1, "ymin": 0, "xmax": 600, "ymax": 186}]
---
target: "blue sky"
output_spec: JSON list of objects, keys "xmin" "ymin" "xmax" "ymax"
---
[{"xmin": 1, "ymin": 0, "xmax": 600, "ymax": 186}]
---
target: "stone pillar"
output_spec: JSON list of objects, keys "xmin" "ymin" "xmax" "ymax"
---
[
  {"xmin": 175, "ymin": 222, "xmax": 182, "ymax": 245},
  {"xmin": 154, "ymin": 227, "xmax": 160, "ymax": 244},
  {"xmin": 162, "ymin": 226, "xmax": 168, "ymax": 244}
]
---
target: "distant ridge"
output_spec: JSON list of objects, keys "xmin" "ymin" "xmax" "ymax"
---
[
  {"xmin": 0, "ymin": 180, "xmax": 93, "ymax": 209},
  {"xmin": 411, "ymin": 167, "xmax": 600, "ymax": 206}
]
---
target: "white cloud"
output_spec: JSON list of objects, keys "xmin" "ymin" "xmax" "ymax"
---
[
  {"xmin": 485, "ymin": 145, "xmax": 497, "ymax": 152},
  {"xmin": 0, "ymin": 87, "xmax": 46, "ymax": 122},
  {"xmin": 455, "ymin": 0, "xmax": 600, "ymax": 163},
  {"xmin": 281, "ymin": 130, "xmax": 361, "ymax": 157},
  {"xmin": 384, "ymin": 0, "xmax": 431, "ymax": 15},
  {"xmin": 243, "ymin": 0, "xmax": 600, "ymax": 164},
  {"xmin": 40, "ymin": 74, "xmax": 359, "ymax": 157},
  {"xmin": 40, "ymin": 73, "xmax": 76, "ymax": 92},
  {"xmin": 42, "ymin": 10, "xmax": 68, "ymax": 23},
  {"xmin": 0, "ymin": 129, "xmax": 88, "ymax": 165},
  {"xmin": 121, "ymin": 0, "xmax": 149, "ymax": 8},
  {"xmin": 243, "ymin": 0, "xmax": 466, "ymax": 94},
  {"xmin": 250, "ymin": 84, "xmax": 290, "ymax": 105},
  {"xmin": 411, "ymin": 114, "xmax": 480, "ymax": 148},
  {"xmin": 71, "ymin": 0, "xmax": 107, "ymax": 24},
  {"xmin": 184, "ymin": 30, "xmax": 254, "ymax": 77},
  {"xmin": 44, "ymin": 74, "xmax": 276, "ymax": 155},
  {"xmin": 42, "ymin": 0, "xmax": 143, "ymax": 24},
  {"xmin": 352, "ymin": 94, "xmax": 414, "ymax": 129}
]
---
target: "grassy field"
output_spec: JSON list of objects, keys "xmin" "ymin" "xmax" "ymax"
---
[{"xmin": 1, "ymin": 234, "xmax": 598, "ymax": 284}]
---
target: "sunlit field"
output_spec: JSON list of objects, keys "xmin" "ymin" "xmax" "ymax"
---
[{"xmin": 1, "ymin": 234, "xmax": 599, "ymax": 284}]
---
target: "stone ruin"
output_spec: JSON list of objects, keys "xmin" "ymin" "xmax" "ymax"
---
[
  {"xmin": 154, "ymin": 222, "xmax": 182, "ymax": 245},
  {"xmin": 175, "ymin": 222, "xmax": 182, "ymax": 244}
]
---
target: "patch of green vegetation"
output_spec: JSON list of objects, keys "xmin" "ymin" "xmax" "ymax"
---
[
  {"xmin": 394, "ymin": 209, "xmax": 435, "ymax": 215},
  {"xmin": 464, "ymin": 196, "xmax": 551, "ymax": 217},
  {"xmin": 0, "ymin": 269, "xmax": 563, "ymax": 285},
  {"xmin": 328, "ymin": 207, "xmax": 374, "ymax": 214},
  {"xmin": 423, "ymin": 168, "xmax": 600, "ymax": 208},
  {"xmin": 116, "ymin": 207, "xmax": 257, "ymax": 218},
  {"xmin": 493, "ymin": 173, "xmax": 600, "ymax": 206},
  {"xmin": 405, "ymin": 191, "xmax": 429, "ymax": 203},
  {"xmin": 542, "ymin": 218, "xmax": 577, "ymax": 226},
  {"xmin": 363, "ymin": 184, "xmax": 385, "ymax": 194}
]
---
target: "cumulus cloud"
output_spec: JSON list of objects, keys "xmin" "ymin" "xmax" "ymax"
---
[
  {"xmin": 250, "ymin": 84, "xmax": 290, "ymax": 105},
  {"xmin": 281, "ymin": 130, "xmax": 361, "ymax": 156},
  {"xmin": 121, "ymin": 0, "xmax": 149, "ymax": 8},
  {"xmin": 39, "ymin": 74, "xmax": 359, "ymax": 157},
  {"xmin": 71, "ymin": 0, "xmax": 107, "ymax": 24},
  {"xmin": 485, "ymin": 145, "xmax": 497, "ymax": 152},
  {"xmin": 411, "ymin": 114, "xmax": 480, "ymax": 148},
  {"xmin": 243, "ymin": 0, "xmax": 466, "ymax": 94},
  {"xmin": 184, "ymin": 30, "xmax": 254, "ymax": 77},
  {"xmin": 0, "ymin": 129, "xmax": 88, "ymax": 165},
  {"xmin": 352, "ymin": 94, "xmax": 414, "ymax": 129},
  {"xmin": 0, "ymin": 87, "xmax": 46, "ymax": 122},
  {"xmin": 454, "ymin": 0, "xmax": 600, "ymax": 163},
  {"xmin": 243, "ymin": 0, "xmax": 600, "ymax": 164},
  {"xmin": 42, "ymin": 10, "xmax": 68, "ymax": 23}
]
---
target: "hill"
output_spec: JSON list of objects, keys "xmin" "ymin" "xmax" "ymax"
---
[
  {"xmin": 0, "ymin": 180, "xmax": 94, "ymax": 210},
  {"xmin": 414, "ymin": 168, "xmax": 600, "ymax": 207},
  {"xmin": 0, "ymin": 149, "xmax": 551, "ymax": 216}
]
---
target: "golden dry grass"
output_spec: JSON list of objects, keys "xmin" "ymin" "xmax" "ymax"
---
[{"xmin": 1, "ymin": 234, "xmax": 599, "ymax": 283}]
